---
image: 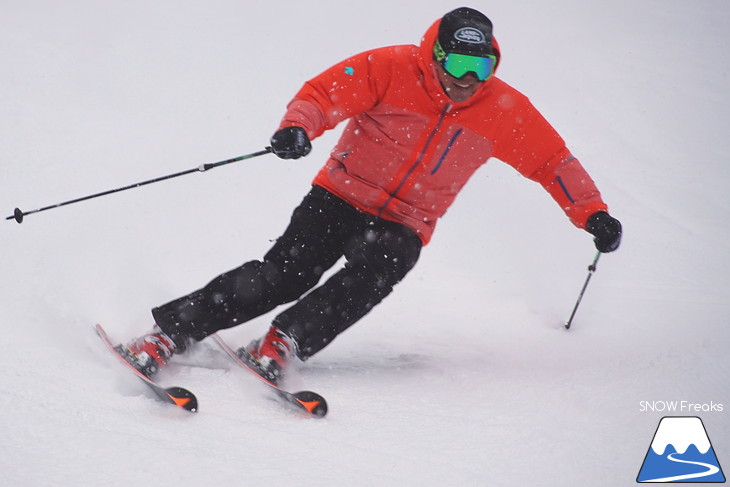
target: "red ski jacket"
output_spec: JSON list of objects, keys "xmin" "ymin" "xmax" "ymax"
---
[{"xmin": 277, "ymin": 19, "xmax": 608, "ymax": 244}]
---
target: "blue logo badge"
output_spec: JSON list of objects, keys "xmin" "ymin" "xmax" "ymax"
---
[
  {"xmin": 637, "ymin": 417, "xmax": 725, "ymax": 483},
  {"xmin": 344, "ymin": 66, "xmax": 354, "ymax": 76}
]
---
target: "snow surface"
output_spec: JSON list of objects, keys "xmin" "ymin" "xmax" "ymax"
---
[{"xmin": 1, "ymin": 1, "xmax": 729, "ymax": 486}]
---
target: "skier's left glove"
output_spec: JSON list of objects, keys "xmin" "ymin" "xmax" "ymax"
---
[
  {"xmin": 586, "ymin": 211, "xmax": 622, "ymax": 253},
  {"xmin": 270, "ymin": 126, "xmax": 311, "ymax": 160}
]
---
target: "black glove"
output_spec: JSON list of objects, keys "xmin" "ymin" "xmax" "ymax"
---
[
  {"xmin": 586, "ymin": 211, "xmax": 622, "ymax": 253},
  {"xmin": 270, "ymin": 126, "xmax": 311, "ymax": 159}
]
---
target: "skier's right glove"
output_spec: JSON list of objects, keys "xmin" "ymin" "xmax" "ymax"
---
[
  {"xmin": 586, "ymin": 211, "xmax": 622, "ymax": 253},
  {"xmin": 270, "ymin": 126, "xmax": 312, "ymax": 160}
]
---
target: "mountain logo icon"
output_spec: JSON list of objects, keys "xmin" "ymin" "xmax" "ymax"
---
[{"xmin": 637, "ymin": 416, "xmax": 725, "ymax": 483}]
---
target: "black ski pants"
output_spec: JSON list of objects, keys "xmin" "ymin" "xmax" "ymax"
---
[{"xmin": 152, "ymin": 186, "xmax": 422, "ymax": 359}]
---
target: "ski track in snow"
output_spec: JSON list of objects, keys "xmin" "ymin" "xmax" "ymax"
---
[{"xmin": 1, "ymin": 1, "xmax": 729, "ymax": 486}]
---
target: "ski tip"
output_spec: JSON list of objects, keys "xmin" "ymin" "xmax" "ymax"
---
[
  {"xmin": 293, "ymin": 390, "xmax": 328, "ymax": 418},
  {"xmin": 164, "ymin": 387, "xmax": 199, "ymax": 413}
]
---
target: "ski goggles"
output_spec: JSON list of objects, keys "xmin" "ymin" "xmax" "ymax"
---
[{"xmin": 434, "ymin": 41, "xmax": 496, "ymax": 81}]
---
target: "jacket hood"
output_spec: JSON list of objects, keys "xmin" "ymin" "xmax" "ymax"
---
[{"xmin": 418, "ymin": 18, "xmax": 502, "ymax": 104}]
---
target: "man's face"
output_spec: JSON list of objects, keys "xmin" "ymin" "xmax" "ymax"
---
[{"xmin": 434, "ymin": 61, "xmax": 483, "ymax": 103}]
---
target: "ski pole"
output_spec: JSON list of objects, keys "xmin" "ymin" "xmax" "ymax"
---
[
  {"xmin": 564, "ymin": 251, "xmax": 601, "ymax": 330},
  {"xmin": 6, "ymin": 147, "xmax": 272, "ymax": 223}
]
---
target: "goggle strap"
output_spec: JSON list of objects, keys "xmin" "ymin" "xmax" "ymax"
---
[{"xmin": 433, "ymin": 40, "xmax": 447, "ymax": 62}]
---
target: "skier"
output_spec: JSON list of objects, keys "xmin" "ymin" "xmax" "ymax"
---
[{"xmin": 119, "ymin": 7, "xmax": 622, "ymax": 382}]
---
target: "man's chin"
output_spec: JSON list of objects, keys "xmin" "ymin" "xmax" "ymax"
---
[{"xmin": 446, "ymin": 86, "xmax": 477, "ymax": 102}]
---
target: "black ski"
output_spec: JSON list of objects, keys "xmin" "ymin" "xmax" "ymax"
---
[
  {"xmin": 95, "ymin": 324, "xmax": 198, "ymax": 412},
  {"xmin": 211, "ymin": 333, "xmax": 327, "ymax": 418}
]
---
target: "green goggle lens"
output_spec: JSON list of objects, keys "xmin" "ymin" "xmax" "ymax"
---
[{"xmin": 442, "ymin": 53, "xmax": 496, "ymax": 82}]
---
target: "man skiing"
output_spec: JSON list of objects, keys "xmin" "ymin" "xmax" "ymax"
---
[{"xmin": 119, "ymin": 7, "xmax": 622, "ymax": 383}]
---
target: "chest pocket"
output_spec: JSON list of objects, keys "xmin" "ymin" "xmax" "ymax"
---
[
  {"xmin": 431, "ymin": 129, "xmax": 463, "ymax": 174},
  {"xmin": 426, "ymin": 125, "xmax": 492, "ymax": 189}
]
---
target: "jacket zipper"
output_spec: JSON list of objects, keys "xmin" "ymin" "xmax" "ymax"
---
[{"xmin": 378, "ymin": 104, "xmax": 451, "ymax": 216}]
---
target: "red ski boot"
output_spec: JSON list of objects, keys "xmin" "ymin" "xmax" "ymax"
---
[
  {"xmin": 117, "ymin": 326, "xmax": 177, "ymax": 377},
  {"xmin": 240, "ymin": 327, "xmax": 296, "ymax": 384}
]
